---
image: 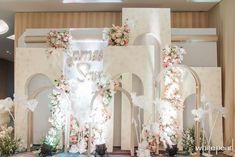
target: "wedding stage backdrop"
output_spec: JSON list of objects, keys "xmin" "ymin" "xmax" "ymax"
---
[{"xmin": 13, "ymin": 8, "xmax": 224, "ymax": 156}]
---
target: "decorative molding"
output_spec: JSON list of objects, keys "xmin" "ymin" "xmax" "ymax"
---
[
  {"xmin": 172, "ymin": 35, "xmax": 218, "ymax": 42},
  {"xmin": 24, "ymin": 35, "xmax": 218, "ymax": 43}
]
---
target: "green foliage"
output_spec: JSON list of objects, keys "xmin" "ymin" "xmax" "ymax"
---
[
  {"xmin": 182, "ymin": 127, "xmax": 196, "ymax": 154},
  {"xmin": 182, "ymin": 127, "xmax": 206, "ymax": 154},
  {"xmin": 0, "ymin": 126, "xmax": 21, "ymax": 157},
  {"xmin": 41, "ymin": 128, "xmax": 61, "ymax": 151}
]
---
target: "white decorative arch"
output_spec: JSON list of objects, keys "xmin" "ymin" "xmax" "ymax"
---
[
  {"xmin": 133, "ymin": 32, "xmax": 161, "ymax": 77},
  {"xmin": 122, "ymin": 8, "xmax": 171, "ymax": 49},
  {"xmin": 154, "ymin": 64, "xmax": 201, "ymax": 154},
  {"xmin": 26, "ymin": 73, "xmax": 54, "ymax": 149},
  {"xmin": 104, "ymin": 46, "xmax": 155, "ymax": 122},
  {"xmin": 103, "ymin": 45, "xmax": 155, "ymax": 153},
  {"xmin": 15, "ymin": 48, "xmax": 64, "ymax": 147},
  {"xmin": 90, "ymin": 85, "xmax": 135, "ymax": 156}
]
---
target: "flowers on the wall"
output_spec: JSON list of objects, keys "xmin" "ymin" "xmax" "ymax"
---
[
  {"xmin": 107, "ymin": 23, "xmax": 130, "ymax": 46},
  {"xmin": 0, "ymin": 125, "xmax": 21, "ymax": 157},
  {"xmin": 47, "ymin": 30, "xmax": 71, "ymax": 51}
]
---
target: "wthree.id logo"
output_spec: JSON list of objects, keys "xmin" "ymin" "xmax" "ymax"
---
[{"xmin": 195, "ymin": 146, "xmax": 233, "ymax": 151}]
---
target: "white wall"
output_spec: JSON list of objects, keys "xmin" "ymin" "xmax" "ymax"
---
[
  {"xmin": 172, "ymin": 28, "xmax": 218, "ymax": 67},
  {"xmin": 113, "ymin": 74, "xmax": 144, "ymax": 148},
  {"xmin": 27, "ymin": 74, "xmax": 53, "ymax": 144}
]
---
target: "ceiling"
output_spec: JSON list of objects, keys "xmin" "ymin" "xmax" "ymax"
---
[{"xmin": 0, "ymin": 0, "xmax": 221, "ymax": 62}]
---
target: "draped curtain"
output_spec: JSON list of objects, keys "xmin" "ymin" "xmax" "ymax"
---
[{"xmin": 209, "ymin": 0, "xmax": 235, "ymax": 146}]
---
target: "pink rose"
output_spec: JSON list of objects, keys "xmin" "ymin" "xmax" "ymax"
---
[
  {"xmin": 70, "ymin": 135, "xmax": 78, "ymax": 143},
  {"xmin": 115, "ymin": 38, "xmax": 121, "ymax": 44}
]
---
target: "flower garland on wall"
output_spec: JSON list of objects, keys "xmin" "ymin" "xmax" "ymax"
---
[
  {"xmin": 106, "ymin": 21, "xmax": 130, "ymax": 46},
  {"xmin": 159, "ymin": 45, "xmax": 186, "ymax": 147},
  {"xmin": 42, "ymin": 75, "xmax": 71, "ymax": 150}
]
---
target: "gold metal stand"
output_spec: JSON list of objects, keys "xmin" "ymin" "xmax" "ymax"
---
[{"xmin": 154, "ymin": 64, "xmax": 201, "ymax": 155}]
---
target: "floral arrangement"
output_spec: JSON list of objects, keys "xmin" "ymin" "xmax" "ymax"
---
[
  {"xmin": 163, "ymin": 68, "xmax": 184, "ymax": 109},
  {"xmin": 162, "ymin": 45, "xmax": 186, "ymax": 68},
  {"xmin": 0, "ymin": 125, "xmax": 21, "ymax": 157},
  {"xmin": 95, "ymin": 74, "xmax": 120, "ymax": 106},
  {"xmin": 47, "ymin": 30, "xmax": 71, "ymax": 51},
  {"xmin": 107, "ymin": 23, "xmax": 130, "ymax": 46},
  {"xmin": 54, "ymin": 75, "xmax": 71, "ymax": 94},
  {"xmin": 42, "ymin": 128, "xmax": 60, "ymax": 151},
  {"xmin": 140, "ymin": 124, "xmax": 160, "ymax": 153},
  {"xmin": 157, "ymin": 45, "xmax": 186, "ymax": 148},
  {"xmin": 155, "ymin": 99, "xmax": 179, "ymax": 147},
  {"xmin": 77, "ymin": 123, "xmax": 96, "ymax": 154},
  {"xmin": 43, "ymin": 75, "xmax": 71, "ymax": 150},
  {"xmin": 74, "ymin": 73, "xmax": 119, "ymax": 154},
  {"xmin": 69, "ymin": 115, "xmax": 80, "ymax": 144}
]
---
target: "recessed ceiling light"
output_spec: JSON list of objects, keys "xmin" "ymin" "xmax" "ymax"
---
[
  {"xmin": 6, "ymin": 51, "xmax": 11, "ymax": 54},
  {"xmin": 7, "ymin": 35, "xmax": 15, "ymax": 40},
  {"xmin": 63, "ymin": 0, "xmax": 123, "ymax": 3},
  {"xmin": 0, "ymin": 19, "xmax": 9, "ymax": 35},
  {"xmin": 190, "ymin": 0, "xmax": 221, "ymax": 2}
]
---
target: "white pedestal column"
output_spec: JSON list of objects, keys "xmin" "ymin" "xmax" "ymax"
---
[{"xmin": 121, "ymin": 73, "xmax": 132, "ymax": 150}]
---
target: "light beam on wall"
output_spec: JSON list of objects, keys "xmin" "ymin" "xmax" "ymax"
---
[{"xmin": 63, "ymin": 0, "xmax": 123, "ymax": 3}]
